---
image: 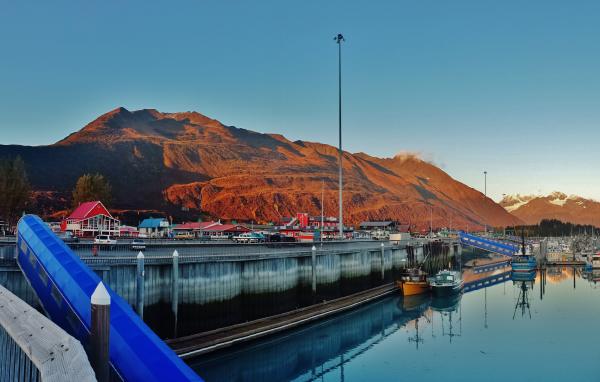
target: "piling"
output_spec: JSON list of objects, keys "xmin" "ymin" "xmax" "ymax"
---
[
  {"xmin": 171, "ymin": 250, "xmax": 179, "ymax": 335},
  {"xmin": 136, "ymin": 251, "xmax": 145, "ymax": 320},
  {"xmin": 380, "ymin": 243, "xmax": 385, "ymax": 280},
  {"xmin": 311, "ymin": 245, "xmax": 317, "ymax": 293},
  {"xmin": 90, "ymin": 282, "xmax": 110, "ymax": 382}
]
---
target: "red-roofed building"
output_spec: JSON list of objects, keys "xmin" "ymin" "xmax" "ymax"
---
[
  {"xmin": 61, "ymin": 201, "xmax": 120, "ymax": 237},
  {"xmin": 172, "ymin": 221, "xmax": 220, "ymax": 238},
  {"xmin": 202, "ymin": 224, "xmax": 250, "ymax": 240}
]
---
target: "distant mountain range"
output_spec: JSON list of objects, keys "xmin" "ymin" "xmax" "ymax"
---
[
  {"xmin": 0, "ymin": 107, "xmax": 521, "ymax": 229},
  {"xmin": 500, "ymin": 192, "xmax": 600, "ymax": 226}
]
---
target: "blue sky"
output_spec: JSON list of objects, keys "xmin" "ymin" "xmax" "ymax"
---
[{"xmin": 2, "ymin": 0, "xmax": 600, "ymax": 201}]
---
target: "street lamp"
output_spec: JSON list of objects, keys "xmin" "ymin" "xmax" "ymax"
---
[{"xmin": 334, "ymin": 33, "xmax": 345, "ymax": 240}]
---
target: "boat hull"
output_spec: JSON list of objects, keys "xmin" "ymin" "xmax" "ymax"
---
[
  {"xmin": 397, "ymin": 281, "xmax": 429, "ymax": 296},
  {"xmin": 431, "ymin": 281, "xmax": 463, "ymax": 296},
  {"xmin": 511, "ymin": 259, "xmax": 537, "ymax": 272}
]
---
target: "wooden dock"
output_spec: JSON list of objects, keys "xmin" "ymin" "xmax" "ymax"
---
[{"xmin": 168, "ymin": 283, "xmax": 398, "ymax": 359}]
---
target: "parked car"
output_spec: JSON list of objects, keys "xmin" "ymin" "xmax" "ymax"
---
[
  {"xmin": 233, "ymin": 232, "xmax": 265, "ymax": 243},
  {"xmin": 174, "ymin": 232, "xmax": 194, "ymax": 240},
  {"xmin": 130, "ymin": 239, "xmax": 146, "ymax": 251},
  {"xmin": 94, "ymin": 235, "xmax": 117, "ymax": 245},
  {"xmin": 268, "ymin": 233, "xmax": 296, "ymax": 243},
  {"xmin": 57, "ymin": 231, "xmax": 79, "ymax": 243}
]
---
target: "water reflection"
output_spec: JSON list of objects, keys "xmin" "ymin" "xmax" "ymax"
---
[
  {"xmin": 511, "ymin": 270, "xmax": 536, "ymax": 319},
  {"xmin": 190, "ymin": 266, "xmax": 600, "ymax": 382}
]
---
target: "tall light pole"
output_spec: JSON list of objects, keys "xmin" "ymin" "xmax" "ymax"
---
[
  {"xmin": 484, "ymin": 171, "xmax": 487, "ymax": 234},
  {"xmin": 334, "ymin": 33, "xmax": 345, "ymax": 239}
]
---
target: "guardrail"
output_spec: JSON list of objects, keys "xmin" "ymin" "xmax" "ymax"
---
[{"xmin": 0, "ymin": 284, "xmax": 96, "ymax": 382}]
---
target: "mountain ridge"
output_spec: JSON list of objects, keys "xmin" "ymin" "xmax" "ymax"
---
[
  {"xmin": 500, "ymin": 192, "xmax": 600, "ymax": 226},
  {"xmin": 1, "ymin": 107, "xmax": 522, "ymax": 229}
]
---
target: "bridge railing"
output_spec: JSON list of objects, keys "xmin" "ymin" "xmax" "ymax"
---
[{"xmin": 0, "ymin": 284, "xmax": 96, "ymax": 382}]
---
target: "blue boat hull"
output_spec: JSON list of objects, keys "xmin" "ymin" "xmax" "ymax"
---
[{"xmin": 511, "ymin": 256, "xmax": 536, "ymax": 272}]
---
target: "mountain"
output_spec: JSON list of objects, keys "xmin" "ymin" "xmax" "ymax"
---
[
  {"xmin": 1, "ymin": 107, "xmax": 521, "ymax": 229},
  {"xmin": 500, "ymin": 192, "xmax": 600, "ymax": 226}
]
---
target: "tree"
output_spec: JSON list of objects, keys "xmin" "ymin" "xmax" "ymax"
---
[
  {"xmin": 72, "ymin": 173, "xmax": 112, "ymax": 207},
  {"xmin": 0, "ymin": 156, "xmax": 31, "ymax": 228}
]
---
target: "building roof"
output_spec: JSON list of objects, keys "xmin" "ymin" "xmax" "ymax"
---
[
  {"xmin": 173, "ymin": 221, "xmax": 219, "ymax": 231},
  {"xmin": 359, "ymin": 221, "xmax": 394, "ymax": 228},
  {"xmin": 203, "ymin": 224, "xmax": 249, "ymax": 232},
  {"xmin": 68, "ymin": 201, "xmax": 112, "ymax": 221},
  {"xmin": 138, "ymin": 218, "xmax": 167, "ymax": 229}
]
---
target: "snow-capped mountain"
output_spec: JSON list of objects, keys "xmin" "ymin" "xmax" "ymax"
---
[{"xmin": 500, "ymin": 192, "xmax": 600, "ymax": 225}]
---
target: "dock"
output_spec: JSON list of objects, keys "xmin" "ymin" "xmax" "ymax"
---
[{"xmin": 168, "ymin": 282, "xmax": 398, "ymax": 358}]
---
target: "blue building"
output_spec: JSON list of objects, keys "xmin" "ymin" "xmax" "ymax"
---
[{"xmin": 138, "ymin": 217, "xmax": 171, "ymax": 238}]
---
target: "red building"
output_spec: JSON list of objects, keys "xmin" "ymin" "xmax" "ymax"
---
[{"xmin": 61, "ymin": 201, "xmax": 120, "ymax": 237}]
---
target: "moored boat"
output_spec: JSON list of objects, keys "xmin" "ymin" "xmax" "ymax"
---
[
  {"xmin": 397, "ymin": 268, "xmax": 429, "ymax": 296},
  {"xmin": 511, "ymin": 230, "xmax": 536, "ymax": 272},
  {"xmin": 429, "ymin": 270, "xmax": 463, "ymax": 296}
]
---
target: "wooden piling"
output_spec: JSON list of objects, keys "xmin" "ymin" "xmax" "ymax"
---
[{"xmin": 90, "ymin": 282, "xmax": 110, "ymax": 382}]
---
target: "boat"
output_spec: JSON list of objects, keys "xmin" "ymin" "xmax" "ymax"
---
[
  {"xmin": 591, "ymin": 253, "xmax": 600, "ymax": 269},
  {"xmin": 397, "ymin": 268, "xmax": 429, "ymax": 296},
  {"xmin": 511, "ymin": 230, "xmax": 536, "ymax": 272},
  {"xmin": 429, "ymin": 270, "xmax": 463, "ymax": 296}
]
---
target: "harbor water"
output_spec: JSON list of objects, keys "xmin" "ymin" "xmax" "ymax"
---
[{"xmin": 189, "ymin": 266, "xmax": 600, "ymax": 382}]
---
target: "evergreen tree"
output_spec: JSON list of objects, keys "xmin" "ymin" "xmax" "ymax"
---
[
  {"xmin": 0, "ymin": 156, "xmax": 31, "ymax": 227},
  {"xmin": 72, "ymin": 173, "xmax": 112, "ymax": 207}
]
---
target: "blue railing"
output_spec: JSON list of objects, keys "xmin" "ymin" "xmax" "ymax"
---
[
  {"xmin": 458, "ymin": 231, "xmax": 518, "ymax": 256},
  {"xmin": 16, "ymin": 215, "xmax": 202, "ymax": 382}
]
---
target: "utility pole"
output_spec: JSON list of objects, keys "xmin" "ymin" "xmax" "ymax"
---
[
  {"xmin": 334, "ymin": 33, "xmax": 345, "ymax": 240},
  {"xmin": 484, "ymin": 171, "xmax": 487, "ymax": 234},
  {"xmin": 321, "ymin": 179, "xmax": 324, "ymax": 245}
]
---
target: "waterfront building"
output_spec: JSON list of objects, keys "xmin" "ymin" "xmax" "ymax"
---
[
  {"xmin": 61, "ymin": 201, "xmax": 120, "ymax": 237},
  {"xmin": 119, "ymin": 225, "xmax": 140, "ymax": 237},
  {"xmin": 277, "ymin": 212, "xmax": 353, "ymax": 240},
  {"xmin": 202, "ymin": 224, "xmax": 251, "ymax": 240},
  {"xmin": 138, "ymin": 217, "xmax": 171, "ymax": 238},
  {"xmin": 172, "ymin": 221, "xmax": 221, "ymax": 238}
]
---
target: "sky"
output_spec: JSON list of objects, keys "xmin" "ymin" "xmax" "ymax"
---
[{"xmin": 2, "ymin": 0, "xmax": 600, "ymax": 201}]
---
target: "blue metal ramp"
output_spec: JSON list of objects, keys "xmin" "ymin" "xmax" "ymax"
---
[
  {"xmin": 459, "ymin": 231, "xmax": 518, "ymax": 256},
  {"xmin": 16, "ymin": 215, "xmax": 202, "ymax": 382}
]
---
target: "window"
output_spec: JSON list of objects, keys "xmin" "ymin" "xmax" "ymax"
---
[{"xmin": 51, "ymin": 284, "xmax": 62, "ymax": 307}]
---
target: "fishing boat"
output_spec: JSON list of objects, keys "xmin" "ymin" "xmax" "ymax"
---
[
  {"xmin": 429, "ymin": 270, "xmax": 463, "ymax": 296},
  {"xmin": 397, "ymin": 268, "xmax": 429, "ymax": 296},
  {"xmin": 511, "ymin": 231, "xmax": 536, "ymax": 272},
  {"xmin": 591, "ymin": 253, "xmax": 600, "ymax": 269}
]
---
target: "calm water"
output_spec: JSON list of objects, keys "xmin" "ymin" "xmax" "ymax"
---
[{"xmin": 189, "ymin": 266, "xmax": 600, "ymax": 382}]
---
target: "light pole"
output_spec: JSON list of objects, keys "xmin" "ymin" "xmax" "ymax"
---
[
  {"xmin": 484, "ymin": 171, "xmax": 487, "ymax": 234},
  {"xmin": 334, "ymin": 33, "xmax": 345, "ymax": 240}
]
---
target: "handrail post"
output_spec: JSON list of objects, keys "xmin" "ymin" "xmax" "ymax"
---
[
  {"xmin": 91, "ymin": 282, "xmax": 110, "ymax": 382},
  {"xmin": 136, "ymin": 252, "xmax": 145, "ymax": 319}
]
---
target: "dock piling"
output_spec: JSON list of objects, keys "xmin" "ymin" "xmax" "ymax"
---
[
  {"xmin": 311, "ymin": 245, "xmax": 317, "ymax": 293},
  {"xmin": 136, "ymin": 251, "xmax": 145, "ymax": 320},
  {"xmin": 90, "ymin": 282, "xmax": 111, "ymax": 382},
  {"xmin": 171, "ymin": 250, "xmax": 179, "ymax": 336}
]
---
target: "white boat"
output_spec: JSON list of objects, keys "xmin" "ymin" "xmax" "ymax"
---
[{"xmin": 592, "ymin": 253, "xmax": 600, "ymax": 269}]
